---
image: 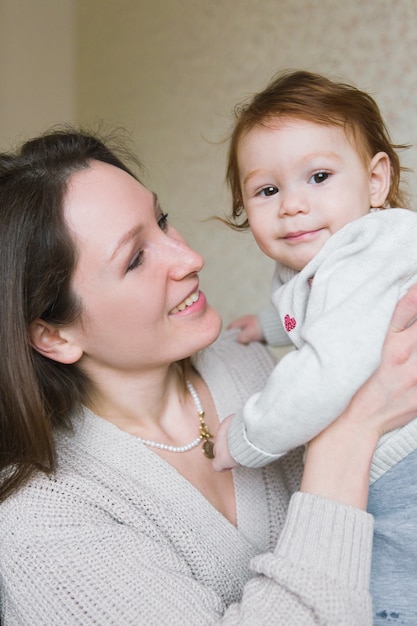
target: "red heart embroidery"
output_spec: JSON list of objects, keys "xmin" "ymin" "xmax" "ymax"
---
[{"xmin": 284, "ymin": 314, "xmax": 296, "ymax": 332}]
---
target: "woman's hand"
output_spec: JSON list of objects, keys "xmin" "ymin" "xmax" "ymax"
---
[
  {"xmin": 347, "ymin": 282, "xmax": 417, "ymax": 436},
  {"xmin": 301, "ymin": 284, "xmax": 417, "ymax": 509}
]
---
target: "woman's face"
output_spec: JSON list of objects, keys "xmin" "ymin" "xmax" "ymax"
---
[{"xmin": 63, "ymin": 160, "xmax": 222, "ymax": 377}]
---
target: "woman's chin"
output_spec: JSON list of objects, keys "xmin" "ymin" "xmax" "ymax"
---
[{"xmin": 184, "ymin": 305, "xmax": 223, "ymax": 356}]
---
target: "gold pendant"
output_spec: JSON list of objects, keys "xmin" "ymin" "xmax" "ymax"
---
[{"xmin": 202, "ymin": 440, "xmax": 215, "ymax": 459}]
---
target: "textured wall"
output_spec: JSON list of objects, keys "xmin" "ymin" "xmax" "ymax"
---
[
  {"xmin": 76, "ymin": 0, "xmax": 417, "ymax": 330},
  {"xmin": 0, "ymin": 0, "xmax": 75, "ymax": 150}
]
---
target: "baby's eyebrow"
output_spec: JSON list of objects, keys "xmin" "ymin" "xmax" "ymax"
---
[
  {"xmin": 242, "ymin": 169, "xmax": 265, "ymax": 186},
  {"xmin": 300, "ymin": 150, "xmax": 342, "ymax": 164}
]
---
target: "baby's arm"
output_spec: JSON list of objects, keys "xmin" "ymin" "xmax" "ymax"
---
[
  {"xmin": 228, "ymin": 305, "xmax": 292, "ymax": 346},
  {"xmin": 227, "ymin": 315, "xmax": 264, "ymax": 344}
]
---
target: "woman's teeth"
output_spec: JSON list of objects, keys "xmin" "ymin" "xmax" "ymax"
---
[{"xmin": 171, "ymin": 290, "xmax": 199, "ymax": 313}]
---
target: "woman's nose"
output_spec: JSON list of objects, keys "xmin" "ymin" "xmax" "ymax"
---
[{"xmin": 166, "ymin": 228, "xmax": 204, "ymax": 279}]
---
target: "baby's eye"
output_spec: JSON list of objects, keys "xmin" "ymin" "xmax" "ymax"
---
[
  {"xmin": 258, "ymin": 186, "xmax": 278, "ymax": 197},
  {"xmin": 308, "ymin": 172, "xmax": 330, "ymax": 184},
  {"xmin": 158, "ymin": 212, "xmax": 169, "ymax": 231}
]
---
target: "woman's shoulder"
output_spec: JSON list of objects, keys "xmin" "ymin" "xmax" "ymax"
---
[{"xmin": 0, "ymin": 469, "xmax": 63, "ymax": 543}]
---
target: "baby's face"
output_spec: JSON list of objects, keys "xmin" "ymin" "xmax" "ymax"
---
[{"xmin": 237, "ymin": 118, "xmax": 389, "ymax": 270}]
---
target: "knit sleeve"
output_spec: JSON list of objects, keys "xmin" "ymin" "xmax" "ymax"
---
[
  {"xmin": 229, "ymin": 209, "xmax": 417, "ymax": 467},
  {"xmin": 0, "ymin": 491, "xmax": 373, "ymax": 625},
  {"xmin": 224, "ymin": 493, "xmax": 373, "ymax": 625}
]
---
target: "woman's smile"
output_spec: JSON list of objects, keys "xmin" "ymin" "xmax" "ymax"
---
[{"xmin": 170, "ymin": 289, "xmax": 203, "ymax": 314}]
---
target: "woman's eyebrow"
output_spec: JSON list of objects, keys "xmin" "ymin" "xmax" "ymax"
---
[
  {"xmin": 152, "ymin": 191, "xmax": 161, "ymax": 214},
  {"xmin": 109, "ymin": 191, "xmax": 161, "ymax": 263},
  {"xmin": 109, "ymin": 224, "xmax": 143, "ymax": 262}
]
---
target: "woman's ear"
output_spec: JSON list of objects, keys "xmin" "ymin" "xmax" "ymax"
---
[
  {"xmin": 369, "ymin": 152, "xmax": 391, "ymax": 208},
  {"xmin": 29, "ymin": 320, "xmax": 83, "ymax": 364}
]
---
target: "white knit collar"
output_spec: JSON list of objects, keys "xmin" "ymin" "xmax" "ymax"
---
[{"xmin": 275, "ymin": 262, "xmax": 299, "ymax": 285}]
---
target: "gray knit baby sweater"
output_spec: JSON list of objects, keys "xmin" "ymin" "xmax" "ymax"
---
[{"xmin": 0, "ymin": 332, "xmax": 373, "ymax": 624}]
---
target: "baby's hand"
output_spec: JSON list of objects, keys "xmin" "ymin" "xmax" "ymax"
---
[
  {"xmin": 227, "ymin": 314, "xmax": 264, "ymax": 344},
  {"xmin": 212, "ymin": 415, "xmax": 239, "ymax": 472}
]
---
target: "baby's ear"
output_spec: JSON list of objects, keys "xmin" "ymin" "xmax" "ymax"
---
[
  {"xmin": 369, "ymin": 152, "xmax": 391, "ymax": 208},
  {"xmin": 29, "ymin": 319, "xmax": 83, "ymax": 364}
]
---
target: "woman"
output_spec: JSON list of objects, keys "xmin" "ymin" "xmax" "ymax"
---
[{"xmin": 1, "ymin": 129, "xmax": 417, "ymax": 625}]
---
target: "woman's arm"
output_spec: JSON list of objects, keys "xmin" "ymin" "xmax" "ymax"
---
[{"xmin": 302, "ymin": 282, "xmax": 417, "ymax": 509}]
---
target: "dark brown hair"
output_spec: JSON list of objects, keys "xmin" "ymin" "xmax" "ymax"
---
[
  {"xmin": 0, "ymin": 128, "xmax": 140, "ymax": 501},
  {"xmin": 225, "ymin": 70, "xmax": 410, "ymax": 229}
]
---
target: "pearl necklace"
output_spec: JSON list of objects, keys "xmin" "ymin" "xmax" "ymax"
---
[{"xmin": 136, "ymin": 379, "xmax": 215, "ymax": 458}]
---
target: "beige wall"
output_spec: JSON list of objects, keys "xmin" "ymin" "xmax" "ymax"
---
[
  {"xmin": 75, "ymin": 0, "xmax": 417, "ymax": 329},
  {"xmin": 0, "ymin": 0, "xmax": 75, "ymax": 150}
]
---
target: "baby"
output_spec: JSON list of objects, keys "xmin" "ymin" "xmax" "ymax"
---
[{"xmin": 215, "ymin": 69, "xmax": 417, "ymax": 468}]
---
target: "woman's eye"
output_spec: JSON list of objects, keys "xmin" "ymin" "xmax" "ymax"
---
[
  {"xmin": 127, "ymin": 251, "xmax": 144, "ymax": 272},
  {"xmin": 158, "ymin": 212, "xmax": 169, "ymax": 231},
  {"xmin": 259, "ymin": 186, "xmax": 278, "ymax": 197},
  {"xmin": 309, "ymin": 172, "xmax": 329, "ymax": 184}
]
